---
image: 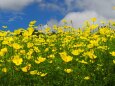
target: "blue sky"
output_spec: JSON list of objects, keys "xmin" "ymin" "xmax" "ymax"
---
[
  {"xmin": 0, "ymin": 0, "xmax": 115, "ymax": 31},
  {"xmin": 0, "ymin": 0, "xmax": 65, "ymax": 31}
]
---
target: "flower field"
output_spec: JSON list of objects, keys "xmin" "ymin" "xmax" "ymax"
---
[{"xmin": 0, "ymin": 19, "xmax": 115, "ymax": 86}]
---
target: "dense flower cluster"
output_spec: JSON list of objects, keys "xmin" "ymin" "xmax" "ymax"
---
[{"xmin": 0, "ymin": 18, "xmax": 115, "ymax": 85}]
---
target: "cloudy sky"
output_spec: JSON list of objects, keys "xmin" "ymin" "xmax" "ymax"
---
[{"xmin": 0, "ymin": 0, "xmax": 115, "ymax": 31}]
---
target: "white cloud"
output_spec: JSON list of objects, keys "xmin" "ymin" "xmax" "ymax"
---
[
  {"xmin": 38, "ymin": 1, "xmax": 66, "ymax": 12},
  {"xmin": 60, "ymin": 11, "xmax": 107, "ymax": 29},
  {"xmin": 47, "ymin": 19, "xmax": 58, "ymax": 27},
  {"xmin": 38, "ymin": 0, "xmax": 115, "ymax": 29},
  {"xmin": 0, "ymin": 0, "xmax": 36, "ymax": 11},
  {"xmin": 64, "ymin": 0, "xmax": 115, "ymax": 19},
  {"xmin": 58, "ymin": 0, "xmax": 115, "ymax": 28}
]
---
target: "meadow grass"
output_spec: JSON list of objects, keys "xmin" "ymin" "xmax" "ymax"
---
[{"xmin": 0, "ymin": 19, "xmax": 115, "ymax": 86}]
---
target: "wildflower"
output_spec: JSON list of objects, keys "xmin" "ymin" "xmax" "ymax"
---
[
  {"xmin": 30, "ymin": 70, "xmax": 37, "ymax": 75},
  {"xmin": 12, "ymin": 55, "xmax": 23, "ymax": 66},
  {"xmin": 48, "ymin": 54, "xmax": 55, "ymax": 59},
  {"xmin": 90, "ymin": 24, "xmax": 98, "ymax": 30},
  {"xmin": 83, "ymin": 50, "xmax": 97, "ymax": 59},
  {"xmin": 14, "ymin": 29, "xmax": 21, "ymax": 35},
  {"xmin": 29, "ymin": 20, "xmax": 36, "ymax": 27},
  {"xmin": 110, "ymin": 51, "xmax": 115, "ymax": 56},
  {"xmin": 0, "ymin": 48, "xmax": 8, "ymax": 56},
  {"xmin": 49, "ymin": 60, "xmax": 53, "ymax": 63},
  {"xmin": 64, "ymin": 69, "xmax": 73, "ymax": 73},
  {"xmin": 12, "ymin": 43, "xmax": 22, "ymax": 50},
  {"xmin": 27, "ymin": 42, "xmax": 34, "ymax": 48},
  {"xmin": 2, "ymin": 40, "xmax": 9, "ymax": 45},
  {"xmin": 37, "ymin": 71, "xmax": 42, "ymax": 75},
  {"xmin": 101, "ymin": 37, "xmax": 107, "ymax": 42},
  {"xmin": 2, "ymin": 67, "xmax": 7, "ymax": 73},
  {"xmin": 21, "ymin": 64, "xmax": 31, "ymax": 72},
  {"xmin": 21, "ymin": 67, "xmax": 28, "ymax": 72},
  {"xmin": 59, "ymin": 52, "xmax": 73, "ymax": 62},
  {"xmin": 35, "ymin": 56, "xmax": 46, "ymax": 64},
  {"xmin": 113, "ymin": 60, "xmax": 115, "ymax": 64},
  {"xmin": 44, "ymin": 48, "xmax": 49, "ymax": 52},
  {"xmin": 1, "ymin": 48, "xmax": 8, "ymax": 53},
  {"xmin": 27, "ymin": 49, "xmax": 34, "ymax": 56},
  {"xmin": 84, "ymin": 76, "xmax": 90, "ymax": 80},
  {"xmin": 33, "ymin": 47, "xmax": 40, "ymax": 52},
  {"xmin": 79, "ymin": 60, "xmax": 88, "ymax": 64},
  {"xmin": 40, "ymin": 73, "xmax": 47, "ymax": 77},
  {"xmin": 0, "ymin": 51, "xmax": 4, "ymax": 56},
  {"xmin": 20, "ymin": 50, "xmax": 26, "ymax": 54},
  {"xmin": 23, "ymin": 31, "xmax": 29, "ymax": 37},
  {"xmin": 72, "ymin": 49, "xmax": 84, "ymax": 56},
  {"xmin": 91, "ymin": 17, "xmax": 97, "ymax": 22},
  {"xmin": 28, "ymin": 27, "xmax": 34, "ymax": 36},
  {"xmin": 72, "ymin": 50, "xmax": 79, "ymax": 56}
]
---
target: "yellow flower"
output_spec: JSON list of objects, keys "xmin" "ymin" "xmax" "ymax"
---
[
  {"xmin": 72, "ymin": 49, "xmax": 84, "ymax": 56},
  {"xmin": 29, "ymin": 20, "xmax": 36, "ymax": 27},
  {"xmin": 35, "ymin": 57, "xmax": 46, "ymax": 64},
  {"xmin": 59, "ymin": 52, "xmax": 73, "ymax": 62},
  {"xmin": 37, "ymin": 71, "xmax": 42, "ymax": 75},
  {"xmin": 12, "ymin": 43, "xmax": 22, "ymax": 50},
  {"xmin": 23, "ymin": 31, "xmax": 29, "ymax": 37},
  {"xmin": 1, "ymin": 48, "xmax": 8, "ymax": 54},
  {"xmin": 113, "ymin": 60, "xmax": 115, "ymax": 64},
  {"xmin": 83, "ymin": 50, "xmax": 97, "ymax": 59},
  {"xmin": 27, "ymin": 42, "xmax": 34, "ymax": 48},
  {"xmin": 64, "ymin": 69, "xmax": 73, "ymax": 73},
  {"xmin": 21, "ymin": 67, "xmax": 28, "ymax": 72},
  {"xmin": 20, "ymin": 50, "xmax": 26, "ymax": 54},
  {"xmin": 90, "ymin": 24, "xmax": 98, "ymax": 30},
  {"xmin": 33, "ymin": 47, "xmax": 40, "ymax": 52},
  {"xmin": 0, "ymin": 31, "xmax": 7, "ymax": 36},
  {"xmin": 72, "ymin": 50, "xmax": 79, "ymax": 56},
  {"xmin": 2, "ymin": 67, "xmax": 7, "ymax": 73},
  {"xmin": 48, "ymin": 54, "xmax": 55, "ymax": 59},
  {"xmin": 79, "ymin": 60, "xmax": 88, "ymax": 64},
  {"xmin": 14, "ymin": 29, "xmax": 21, "ymax": 35},
  {"xmin": 110, "ymin": 51, "xmax": 115, "ymax": 56},
  {"xmin": 0, "ymin": 51, "xmax": 4, "ymax": 56},
  {"xmin": 0, "ymin": 48, "xmax": 8, "ymax": 56},
  {"xmin": 87, "ymin": 44, "xmax": 94, "ymax": 49},
  {"xmin": 40, "ymin": 73, "xmax": 47, "ymax": 77},
  {"xmin": 2, "ymin": 40, "xmax": 9, "ymax": 45},
  {"xmin": 88, "ymin": 40, "xmax": 99, "ymax": 48},
  {"xmin": 28, "ymin": 27, "xmax": 34, "ymax": 35},
  {"xmin": 30, "ymin": 70, "xmax": 37, "ymax": 75},
  {"xmin": 12, "ymin": 55, "xmax": 23, "ymax": 66},
  {"xmin": 91, "ymin": 17, "xmax": 97, "ymax": 22},
  {"xmin": 27, "ymin": 49, "xmax": 34, "ymax": 56},
  {"xmin": 101, "ymin": 37, "xmax": 107, "ymax": 42},
  {"xmin": 44, "ymin": 48, "xmax": 49, "ymax": 52},
  {"xmin": 84, "ymin": 76, "xmax": 90, "ymax": 80},
  {"xmin": 21, "ymin": 64, "xmax": 31, "ymax": 72}
]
